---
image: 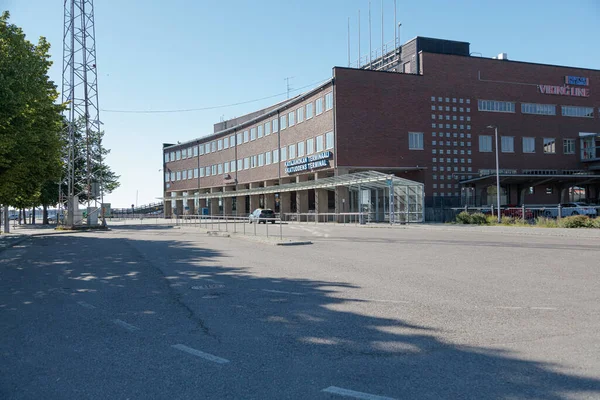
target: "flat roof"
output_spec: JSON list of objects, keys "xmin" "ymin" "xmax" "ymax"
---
[{"xmin": 460, "ymin": 174, "xmax": 600, "ymax": 186}]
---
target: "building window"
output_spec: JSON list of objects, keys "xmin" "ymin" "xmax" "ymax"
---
[
  {"xmin": 561, "ymin": 106, "xmax": 594, "ymax": 118},
  {"xmin": 478, "ymin": 100, "xmax": 516, "ymax": 113},
  {"xmin": 199, "ymin": 168, "xmax": 205, "ymax": 178},
  {"xmin": 257, "ymin": 125, "xmax": 263, "ymax": 138},
  {"xmin": 306, "ymin": 103, "xmax": 314, "ymax": 119},
  {"xmin": 501, "ymin": 136, "xmax": 514, "ymax": 153},
  {"xmin": 251, "ymin": 156, "xmax": 257, "ymax": 168},
  {"xmin": 258, "ymin": 153, "xmax": 264, "ymax": 166},
  {"xmin": 243, "ymin": 131, "xmax": 249, "ymax": 143},
  {"xmin": 280, "ymin": 115, "xmax": 287, "ymax": 130},
  {"xmin": 325, "ymin": 92, "xmax": 333, "ymax": 110},
  {"xmin": 523, "ymin": 137, "xmax": 535, "ymax": 153},
  {"xmin": 164, "ymin": 153, "xmax": 169, "ymax": 163},
  {"xmin": 431, "ymin": 96, "xmax": 435, "ymax": 101},
  {"xmin": 224, "ymin": 162, "xmax": 229, "ymax": 173},
  {"xmin": 244, "ymin": 158, "xmax": 249, "ymax": 170},
  {"xmin": 316, "ymin": 98, "xmax": 324, "ymax": 115},
  {"xmin": 236, "ymin": 133, "xmax": 242, "ymax": 145},
  {"xmin": 272, "ymin": 118, "xmax": 279, "ymax": 133},
  {"xmin": 297, "ymin": 141, "xmax": 305, "ymax": 156},
  {"xmin": 211, "ymin": 141, "xmax": 217, "ymax": 152},
  {"xmin": 297, "ymin": 107, "xmax": 304, "ymax": 123},
  {"xmin": 521, "ymin": 103, "xmax": 556, "ymax": 115},
  {"xmin": 250, "ymin": 127, "xmax": 256, "ymax": 141},
  {"xmin": 306, "ymin": 138, "xmax": 314, "ymax": 155},
  {"xmin": 176, "ymin": 171, "xmax": 181, "ymax": 180},
  {"xmin": 211, "ymin": 165, "xmax": 217, "ymax": 175},
  {"xmin": 205, "ymin": 166, "xmax": 210, "ymax": 177},
  {"xmin": 543, "ymin": 138, "xmax": 556, "ymax": 154},
  {"xmin": 218, "ymin": 139, "xmax": 223, "ymax": 151},
  {"xmin": 409, "ymin": 132, "xmax": 424, "ymax": 150},
  {"xmin": 563, "ymin": 138, "xmax": 576, "ymax": 154},
  {"xmin": 280, "ymin": 146, "xmax": 287, "ymax": 161},
  {"xmin": 176, "ymin": 150, "xmax": 181, "ymax": 160},
  {"xmin": 182, "ymin": 170, "xmax": 187, "ymax": 180},
  {"xmin": 273, "ymin": 149, "xmax": 279, "ymax": 163},
  {"xmin": 230, "ymin": 160, "xmax": 236, "ymax": 172},
  {"xmin": 223, "ymin": 137, "xmax": 229, "ymax": 149},
  {"xmin": 431, "ymin": 105, "xmax": 436, "ymax": 111},
  {"xmin": 288, "ymin": 111, "xmax": 295, "ymax": 126},
  {"xmin": 265, "ymin": 151, "xmax": 271, "ymax": 164},
  {"xmin": 193, "ymin": 146, "xmax": 199, "ymax": 157},
  {"xmin": 315, "ymin": 135, "xmax": 324, "ymax": 152},
  {"xmin": 237, "ymin": 159, "xmax": 242, "ymax": 171},
  {"xmin": 325, "ymin": 131, "xmax": 334, "ymax": 150},
  {"xmin": 288, "ymin": 144, "xmax": 296, "ymax": 159},
  {"xmin": 479, "ymin": 135, "xmax": 492, "ymax": 152},
  {"xmin": 218, "ymin": 164, "xmax": 223, "ymax": 175},
  {"xmin": 265, "ymin": 122, "xmax": 271, "ymax": 136}
]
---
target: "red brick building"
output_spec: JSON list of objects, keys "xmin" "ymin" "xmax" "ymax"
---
[{"xmin": 163, "ymin": 37, "xmax": 600, "ymax": 220}]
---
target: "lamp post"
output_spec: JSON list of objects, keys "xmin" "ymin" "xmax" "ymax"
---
[{"xmin": 487, "ymin": 125, "xmax": 501, "ymax": 223}]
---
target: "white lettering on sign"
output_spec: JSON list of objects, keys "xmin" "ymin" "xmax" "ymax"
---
[
  {"xmin": 285, "ymin": 151, "xmax": 332, "ymax": 174},
  {"xmin": 538, "ymin": 85, "xmax": 590, "ymax": 97}
]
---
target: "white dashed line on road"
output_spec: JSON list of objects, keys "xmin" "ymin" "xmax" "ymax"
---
[
  {"xmin": 322, "ymin": 386, "xmax": 397, "ymax": 400},
  {"xmin": 171, "ymin": 344, "xmax": 230, "ymax": 364},
  {"xmin": 112, "ymin": 319, "xmax": 140, "ymax": 332},
  {"xmin": 77, "ymin": 301, "xmax": 96, "ymax": 309},
  {"xmin": 357, "ymin": 298, "xmax": 410, "ymax": 304},
  {"xmin": 530, "ymin": 307, "xmax": 558, "ymax": 310},
  {"xmin": 261, "ymin": 289, "xmax": 303, "ymax": 296}
]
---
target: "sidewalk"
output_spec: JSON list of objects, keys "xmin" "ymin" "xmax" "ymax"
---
[{"xmin": 0, "ymin": 224, "xmax": 69, "ymax": 252}]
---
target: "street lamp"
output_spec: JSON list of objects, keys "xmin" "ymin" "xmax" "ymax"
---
[{"xmin": 487, "ymin": 125, "xmax": 501, "ymax": 223}]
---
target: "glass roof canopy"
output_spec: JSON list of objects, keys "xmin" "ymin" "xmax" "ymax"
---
[{"xmin": 166, "ymin": 171, "xmax": 424, "ymax": 200}]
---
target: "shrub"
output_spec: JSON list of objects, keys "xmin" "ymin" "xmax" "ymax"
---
[
  {"xmin": 535, "ymin": 217, "xmax": 558, "ymax": 228},
  {"xmin": 455, "ymin": 211, "xmax": 472, "ymax": 224},
  {"xmin": 486, "ymin": 215, "xmax": 498, "ymax": 225},
  {"xmin": 500, "ymin": 216, "xmax": 516, "ymax": 225},
  {"xmin": 557, "ymin": 215, "xmax": 591, "ymax": 228},
  {"xmin": 584, "ymin": 217, "xmax": 600, "ymax": 229},
  {"xmin": 470, "ymin": 212, "xmax": 488, "ymax": 225}
]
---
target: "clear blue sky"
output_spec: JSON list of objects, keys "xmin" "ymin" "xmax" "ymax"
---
[{"xmin": 3, "ymin": 0, "xmax": 599, "ymax": 208}]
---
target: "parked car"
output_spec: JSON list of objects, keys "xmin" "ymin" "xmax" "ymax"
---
[
  {"xmin": 248, "ymin": 208, "xmax": 276, "ymax": 224},
  {"xmin": 560, "ymin": 202, "xmax": 598, "ymax": 217},
  {"xmin": 481, "ymin": 205, "xmax": 534, "ymax": 220}
]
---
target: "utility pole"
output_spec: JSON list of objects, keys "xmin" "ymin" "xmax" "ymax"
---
[
  {"xmin": 62, "ymin": 0, "xmax": 104, "ymax": 227},
  {"xmin": 284, "ymin": 77, "xmax": 294, "ymax": 99}
]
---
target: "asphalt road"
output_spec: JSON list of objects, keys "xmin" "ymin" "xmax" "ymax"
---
[{"xmin": 1, "ymin": 224, "xmax": 600, "ymax": 399}]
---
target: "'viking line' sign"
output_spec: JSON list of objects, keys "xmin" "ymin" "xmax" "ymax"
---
[{"xmin": 538, "ymin": 76, "xmax": 590, "ymax": 97}]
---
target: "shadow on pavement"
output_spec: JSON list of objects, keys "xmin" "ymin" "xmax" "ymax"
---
[{"xmin": 1, "ymin": 231, "xmax": 599, "ymax": 399}]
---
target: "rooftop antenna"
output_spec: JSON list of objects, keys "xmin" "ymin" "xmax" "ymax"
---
[
  {"xmin": 284, "ymin": 76, "xmax": 294, "ymax": 99},
  {"xmin": 358, "ymin": 9, "xmax": 361, "ymax": 67},
  {"xmin": 369, "ymin": 0, "xmax": 372, "ymax": 69},
  {"xmin": 381, "ymin": 0, "xmax": 384, "ymax": 64},
  {"xmin": 394, "ymin": 0, "xmax": 397, "ymax": 50},
  {"xmin": 347, "ymin": 17, "xmax": 350, "ymax": 67}
]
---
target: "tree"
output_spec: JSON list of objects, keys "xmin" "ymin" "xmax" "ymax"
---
[{"xmin": 0, "ymin": 11, "xmax": 64, "ymax": 215}]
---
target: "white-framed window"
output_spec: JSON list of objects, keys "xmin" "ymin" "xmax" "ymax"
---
[
  {"xmin": 237, "ymin": 159, "xmax": 242, "ymax": 171},
  {"xmin": 218, "ymin": 164, "xmax": 223, "ymax": 175},
  {"xmin": 258, "ymin": 125, "xmax": 264, "ymax": 138},
  {"xmin": 230, "ymin": 160, "xmax": 236, "ymax": 172},
  {"xmin": 273, "ymin": 149, "xmax": 279, "ymax": 163},
  {"xmin": 316, "ymin": 98, "xmax": 324, "ymax": 115},
  {"xmin": 181, "ymin": 149, "xmax": 187, "ymax": 159},
  {"xmin": 478, "ymin": 100, "xmax": 516, "ymax": 113},
  {"xmin": 218, "ymin": 139, "xmax": 223, "ymax": 151},
  {"xmin": 188, "ymin": 169, "xmax": 193, "ymax": 179},
  {"xmin": 250, "ymin": 127, "xmax": 256, "ymax": 141},
  {"xmin": 211, "ymin": 141, "xmax": 216, "ymax": 152},
  {"xmin": 306, "ymin": 138, "xmax": 314, "ymax": 155},
  {"xmin": 288, "ymin": 144, "xmax": 296, "ymax": 159},
  {"xmin": 325, "ymin": 131, "xmax": 334, "ymax": 150},
  {"xmin": 325, "ymin": 92, "xmax": 333, "ymax": 110},
  {"xmin": 563, "ymin": 138, "xmax": 576, "ymax": 154},
  {"xmin": 223, "ymin": 137, "xmax": 229, "ymax": 149},
  {"xmin": 561, "ymin": 106, "xmax": 594, "ymax": 118},
  {"xmin": 409, "ymin": 132, "xmax": 424, "ymax": 150},
  {"xmin": 224, "ymin": 162, "xmax": 229, "ymax": 173},
  {"xmin": 479, "ymin": 135, "xmax": 492, "ymax": 152},
  {"xmin": 182, "ymin": 170, "xmax": 187, "ymax": 180},
  {"xmin": 522, "ymin": 137, "xmax": 535, "ymax": 153},
  {"xmin": 280, "ymin": 115, "xmax": 287, "ymax": 130},
  {"xmin": 258, "ymin": 153, "xmax": 264, "ymax": 166},
  {"xmin": 243, "ymin": 130, "xmax": 249, "ymax": 143},
  {"xmin": 297, "ymin": 107, "xmax": 304, "ymax": 123},
  {"xmin": 230, "ymin": 135, "xmax": 235, "ymax": 146},
  {"xmin": 272, "ymin": 118, "xmax": 279, "ymax": 132},
  {"xmin": 212, "ymin": 165, "xmax": 217, "ymax": 175},
  {"xmin": 165, "ymin": 172, "xmax": 170, "ymax": 182},
  {"xmin": 176, "ymin": 171, "xmax": 181, "ymax": 180},
  {"xmin": 200, "ymin": 168, "xmax": 205, "ymax": 177},
  {"xmin": 164, "ymin": 153, "xmax": 169, "ymax": 163},
  {"xmin": 288, "ymin": 111, "xmax": 295, "ymax": 127},
  {"xmin": 297, "ymin": 141, "xmax": 305, "ymax": 157},
  {"xmin": 306, "ymin": 103, "xmax": 314, "ymax": 119},
  {"xmin": 236, "ymin": 133, "xmax": 242, "ymax": 145},
  {"xmin": 176, "ymin": 150, "xmax": 181, "ymax": 160},
  {"xmin": 265, "ymin": 151, "xmax": 271, "ymax": 164},
  {"xmin": 170, "ymin": 151, "xmax": 175, "ymax": 161},
  {"xmin": 501, "ymin": 136, "xmax": 514, "ymax": 153},
  {"xmin": 521, "ymin": 103, "xmax": 556, "ymax": 115},
  {"xmin": 280, "ymin": 146, "xmax": 287, "ymax": 161},
  {"xmin": 543, "ymin": 138, "xmax": 556, "ymax": 154},
  {"xmin": 265, "ymin": 122, "xmax": 271, "ymax": 136},
  {"xmin": 315, "ymin": 135, "xmax": 324, "ymax": 152},
  {"xmin": 193, "ymin": 146, "xmax": 199, "ymax": 157},
  {"xmin": 244, "ymin": 157, "xmax": 249, "ymax": 170},
  {"xmin": 170, "ymin": 172, "xmax": 175, "ymax": 181},
  {"xmin": 251, "ymin": 155, "xmax": 257, "ymax": 168},
  {"xmin": 204, "ymin": 167, "xmax": 210, "ymax": 177}
]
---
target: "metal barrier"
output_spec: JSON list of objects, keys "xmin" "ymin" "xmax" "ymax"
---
[
  {"xmin": 176, "ymin": 215, "xmax": 284, "ymax": 240},
  {"xmin": 280, "ymin": 211, "xmax": 421, "ymax": 224},
  {"xmin": 450, "ymin": 204, "xmax": 600, "ymax": 221}
]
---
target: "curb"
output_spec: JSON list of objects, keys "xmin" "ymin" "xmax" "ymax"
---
[{"xmin": 0, "ymin": 235, "xmax": 29, "ymax": 253}]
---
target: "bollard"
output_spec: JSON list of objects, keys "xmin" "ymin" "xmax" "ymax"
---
[
  {"xmin": 266, "ymin": 219, "xmax": 269, "ymax": 238},
  {"xmin": 243, "ymin": 218, "xmax": 246, "ymax": 235},
  {"xmin": 521, "ymin": 204, "xmax": 526, "ymax": 221},
  {"xmin": 558, "ymin": 203, "xmax": 562, "ymax": 219},
  {"xmin": 253, "ymin": 220, "xmax": 256, "ymax": 236},
  {"xmin": 279, "ymin": 218, "xmax": 282, "ymax": 240}
]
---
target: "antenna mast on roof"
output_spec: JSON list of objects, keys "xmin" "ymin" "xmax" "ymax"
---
[{"xmin": 284, "ymin": 77, "xmax": 294, "ymax": 99}]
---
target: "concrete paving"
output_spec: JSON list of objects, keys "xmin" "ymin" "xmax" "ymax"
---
[{"xmin": 1, "ymin": 224, "xmax": 599, "ymax": 399}]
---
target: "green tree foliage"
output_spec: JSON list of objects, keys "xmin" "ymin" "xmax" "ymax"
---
[{"xmin": 0, "ymin": 11, "xmax": 63, "ymax": 209}]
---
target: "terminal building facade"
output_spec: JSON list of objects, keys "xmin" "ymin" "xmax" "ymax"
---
[{"xmin": 163, "ymin": 36, "xmax": 600, "ymax": 220}]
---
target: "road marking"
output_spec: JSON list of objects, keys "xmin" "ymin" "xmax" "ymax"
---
[
  {"xmin": 261, "ymin": 289, "xmax": 303, "ymax": 296},
  {"xmin": 77, "ymin": 301, "xmax": 96, "ymax": 309},
  {"xmin": 322, "ymin": 386, "xmax": 397, "ymax": 400},
  {"xmin": 530, "ymin": 307, "xmax": 558, "ymax": 310},
  {"xmin": 358, "ymin": 298, "xmax": 410, "ymax": 304},
  {"xmin": 496, "ymin": 306, "xmax": 523, "ymax": 310},
  {"xmin": 171, "ymin": 344, "xmax": 229, "ymax": 364},
  {"xmin": 112, "ymin": 319, "xmax": 139, "ymax": 332}
]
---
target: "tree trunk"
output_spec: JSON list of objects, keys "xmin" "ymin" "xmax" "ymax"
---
[
  {"xmin": 32, "ymin": 208, "xmax": 36, "ymax": 225},
  {"xmin": 19, "ymin": 208, "xmax": 23, "ymax": 225},
  {"xmin": 43, "ymin": 205, "xmax": 49, "ymax": 225}
]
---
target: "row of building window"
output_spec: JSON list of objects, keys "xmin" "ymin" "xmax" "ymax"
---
[
  {"xmin": 431, "ymin": 105, "xmax": 471, "ymax": 113},
  {"xmin": 479, "ymin": 100, "xmax": 596, "ymax": 118},
  {"xmin": 166, "ymin": 133, "xmax": 334, "ymax": 182},
  {"xmin": 431, "ymin": 97, "xmax": 471, "ymax": 104},
  {"xmin": 165, "ymin": 92, "xmax": 333, "ymax": 163},
  {"xmin": 478, "ymin": 136, "xmax": 577, "ymax": 154},
  {"xmin": 431, "ymin": 114, "xmax": 472, "ymax": 121}
]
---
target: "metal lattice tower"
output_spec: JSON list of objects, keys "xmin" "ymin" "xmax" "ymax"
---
[{"xmin": 61, "ymin": 0, "xmax": 104, "ymax": 226}]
